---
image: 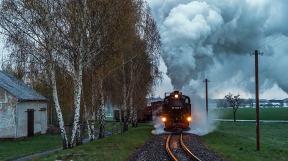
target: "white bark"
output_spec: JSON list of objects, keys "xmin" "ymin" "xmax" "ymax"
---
[
  {"xmin": 122, "ymin": 71, "xmax": 129, "ymax": 131},
  {"xmin": 121, "ymin": 54, "xmax": 130, "ymax": 131},
  {"xmin": 91, "ymin": 123, "xmax": 96, "ymax": 140},
  {"xmin": 86, "ymin": 120, "xmax": 92, "ymax": 140},
  {"xmin": 84, "ymin": 104, "xmax": 95, "ymax": 141},
  {"xmin": 133, "ymin": 109, "xmax": 137, "ymax": 125},
  {"xmin": 132, "ymin": 102, "xmax": 138, "ymax": 127},
  {"xmin": 98, "ymin": 79, "xmax": 106, "ymax": 138},
  {"xmin": 50, "ymin": 66, "xmax": 68, "ymax": 148},
  {"xmin": 129, "ymin": 91, "xmax": 137, "ymax": 127},
  {"xmin": 128, "ymin": 66, "xmax": 134, "ymax": 123},
  {"xmin": 70, "ymin": 62, "xmax": 83, "ymax": 147},
  {"xmin": 129, "ymin": 94, "xmax": 133, "ymax": 122}
]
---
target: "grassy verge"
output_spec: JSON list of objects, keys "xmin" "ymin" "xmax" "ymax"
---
[
  {"xmin": 39, "ymin": 123, "xmax": 153, "ymax": 161},
  {"xmin": 203, "ymin": 122, "xmax": 288, "ymax": 161},
  {"xmin": 214, "ymin": 108, "xmax": 288, "ymax": 120},
  {"xmin": 0, "ymin": 134, "xmax": 62, "ymax": 160}
]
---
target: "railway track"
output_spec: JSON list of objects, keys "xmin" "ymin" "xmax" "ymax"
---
[{"xmin": 166, "ymin": 133, "xmax": 201, "ymax": 161}]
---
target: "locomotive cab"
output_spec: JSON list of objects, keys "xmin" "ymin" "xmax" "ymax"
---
[{"xmin": 161, "ymin": 91, "xmax": 192, "ymax": 131}]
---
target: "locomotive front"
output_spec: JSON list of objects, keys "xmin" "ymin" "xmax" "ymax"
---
[{"xmin": 161, "ymin": 91, "xmax": 192, "ymax": 131}]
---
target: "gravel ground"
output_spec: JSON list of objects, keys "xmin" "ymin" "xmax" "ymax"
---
[
  {"xmin": 182, "ymin": 134, "xmax": 226, "ymax": 161},
  {"xmin": 129, "ymin": 134, "xmax": 171, "ymax": 161},
  {"xmin": 129, "ymin": 133, "xmax": 226, "ymax": 161}
]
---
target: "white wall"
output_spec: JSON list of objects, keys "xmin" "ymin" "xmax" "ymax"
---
[
  {"xmin": 0, "ymin": 88, "xmax": 17, "ymax": 138},
  {"xmin": 16, "ymin": 102, "xmax": 47, "ymax": 138},
  {"xmin": 0, "ymin": 107, "xmax": 16, "ymax": 138}
]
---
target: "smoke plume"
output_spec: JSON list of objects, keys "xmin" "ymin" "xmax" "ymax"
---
[{"xmin": 148, "ymin": 0, "xmax": 288, "ymax": 96}]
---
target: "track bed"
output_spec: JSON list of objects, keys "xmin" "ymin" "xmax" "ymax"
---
[{"xmin": 129, "ymin": 133, "xmax": 225, "ymax": 161}]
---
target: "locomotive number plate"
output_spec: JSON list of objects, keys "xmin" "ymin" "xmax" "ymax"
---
[{"xmin": 172, "ymin": 107, "xmax": 182, "ymax": 109}]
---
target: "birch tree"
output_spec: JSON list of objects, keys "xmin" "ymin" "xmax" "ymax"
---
[
  {"xmin": 0, "ymin": 0, "xmax": 70, "ymax": 148},
  {"xmin": 1, "ymin": 0, "xmax": 162, "ymax": 143}
]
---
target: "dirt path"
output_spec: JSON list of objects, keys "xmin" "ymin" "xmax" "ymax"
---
[{"xmin": 11, "ymin": 138, "xmax": 91, "ymax": 161}]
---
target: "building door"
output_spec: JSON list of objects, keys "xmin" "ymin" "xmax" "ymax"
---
[{"xmin": 27, "ymin": 109, "xmax": 34, "ymax": 137}]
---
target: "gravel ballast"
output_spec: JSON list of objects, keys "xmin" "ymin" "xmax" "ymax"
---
[{"xmin": 129, "ymin": 133, "xmax": 226, "ymax": 161}]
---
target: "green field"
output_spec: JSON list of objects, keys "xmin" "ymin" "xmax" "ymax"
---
[
  {"xmin": 214, "ymin": 108, "xmax": 288, "ymax": 120},
  {"xmin": 1, "ymin": 120, "xmax": 287, "ymax": 161},
  {"xmin": 38, "ymin": 123, "xmax": 153, "ymax": 161},
  {"xmin": 203, "ymin": 122, "xmax": 288, "ymax": 161},
  {"xmin": 0, "ymin": 135, "xmax": 61, "ymax": 160}
]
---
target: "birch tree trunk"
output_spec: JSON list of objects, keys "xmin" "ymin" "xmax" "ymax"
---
[
  {"xmin": 132, "ymin": 109, "xmax": 138, "ymax": 127},
  {"xmin": 122, "ymin": 63, "xmax": 129, "ymax": 132},
  {"xmin": 83, "ymin": 98, "xmax": 90, "ymax": 140},
  {"xmin": 128, "ymin": 64, "xmax": 136, "ymax": 127},
  {"xmin": 129, "ymin": 95, "xmax": 135, "ymax": 127},
  {"xmin": 98, "ymin": 79, "xmax": 106, "ymax": 138},
  {"xmin": 90, "ymin": 75, "xmax": 97, "ymax": 140},
  {"xmin": 50, "ymin": 65, "xmax": 69, "ymax": 149},
  {"xmin": 129, "ymin": 96, "xmax": 133, "ymax": 124},
  {"xmin": 90, "ymin": 113, "xmax": 96, "ymax": 140},
  {"xmin": 84, "ymin": 103, "xmax": 95, "ymax": 141},
  {"xmin": 70, "ymin": 62, "xmax": 83, "ymax": 147}
]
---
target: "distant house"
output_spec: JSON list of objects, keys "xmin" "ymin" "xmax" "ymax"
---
[
  {"xmin": 259, "ymin": 99, "xmax": 269, "ymax": 108},
  {"xmin": 105, "ymin": 101, "xmax": 119, "ymax": 121},
  {"xmin": 268, "ymin": 99, "xmax": 283, "ymax": 108},
  {"xmin": 0, "ymin": 71, "xmax": 48, "ymax": 138},
  {"xmin": 283, "ymin": 98, "xmax": 288, "ymax": 107}
]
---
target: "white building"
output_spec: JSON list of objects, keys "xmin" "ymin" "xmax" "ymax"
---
[{"xmin": 0, "ymin": 71, "xmax": 48, "ymax": 138}]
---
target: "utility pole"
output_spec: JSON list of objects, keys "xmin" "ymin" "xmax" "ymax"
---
[
  {"xmin": 204, "ymin": 79, "xmax": 209, "ymax": 118},
  {"xmin": 253, "ymin": 50, "xmax": 261, "ymax": 151}
]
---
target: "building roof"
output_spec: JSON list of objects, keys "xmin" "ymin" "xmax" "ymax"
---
[{"xmin": 0, "ymin": 71, "xmax": 47, "ymax": 101}]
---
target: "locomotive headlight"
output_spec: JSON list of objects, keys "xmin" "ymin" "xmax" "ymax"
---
[
  {"xmin": 161, "ymin": 117, "xmax": 167, "ymax": 122},
  {"xmin": 187, "ymin": 116, "xmax": 192, "ymax": 122},
  {"xmin": 175, "ymin": 94, "xmax": 179, "ymax": 99}
]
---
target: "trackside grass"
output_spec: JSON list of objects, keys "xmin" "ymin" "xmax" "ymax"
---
[
  {"xmin": 203, "ymin": 122, "xmax": 288, "ymax": 161},
  {"xmin": 0, "ymin": 135, "xmax": 62, "ymax": 160},
  {"xmin": 38, "ymin": 123, "xmax": 153, "ymax": 161},
  {"xmin": 214, "ymin": 107, "xmax": 288, "ymax": 120}
]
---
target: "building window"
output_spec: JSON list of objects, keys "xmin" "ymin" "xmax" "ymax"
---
[{"xmin": 0, "ymin": 88, "xmax": 7, "ymax": 103}]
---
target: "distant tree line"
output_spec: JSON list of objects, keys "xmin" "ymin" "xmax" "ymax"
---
[{"xmin": 0, "ymin": 0, "xmax": 161, "ymax": 148}]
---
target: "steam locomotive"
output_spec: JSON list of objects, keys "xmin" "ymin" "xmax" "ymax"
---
[{"xmin": 161, "ymin": 91, "xmax": 192, "ymax": 131}]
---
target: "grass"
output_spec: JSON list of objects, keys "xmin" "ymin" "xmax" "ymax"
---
[
  {"xmin": 214, "ymin": 108, "xmax": 288, "ymax": 120},
  {"xmin": 203, "ymin": 122, "xmax": 288, "ymax": 161},
  {"xmin": 0, "ymin": 134, "xmax": 62, "ymax": 160},
  {"xmin": 38, "ymin": 123, "xmax": 153, "ymax": 161}
]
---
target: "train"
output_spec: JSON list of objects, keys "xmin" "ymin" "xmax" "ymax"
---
[{"xmin": 161, "ymin": 91, "xmax": 192, "ymax": 131}]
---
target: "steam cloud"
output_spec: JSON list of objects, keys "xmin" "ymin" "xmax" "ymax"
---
[
  {"xmin": 148, "ymin": 0, "xmax": 288, "ymax": 97},
  {"xmin": 148, "ymin": 0, "xmax": 288, "ymax": 135}
]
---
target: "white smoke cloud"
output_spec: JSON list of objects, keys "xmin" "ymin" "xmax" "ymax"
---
[
  {"xmin": 148, "ymin": 0, "xmax": 288, "ymax": 96},
  {"xmin": 148, "ymin": 0, "xmax": 288, "ymax": 135},
  {"xmin": 160, "ymin": 1, "xmax": 223, "ymax": 88}
]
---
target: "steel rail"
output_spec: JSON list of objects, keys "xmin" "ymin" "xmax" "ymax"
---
[
  {"xmin": 165, "ymin": 134, "xmax": 178, "ymax": 161},
  {"xmin": 180, "ymin": 133, "xmax": 202, "ymax": 161}
]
